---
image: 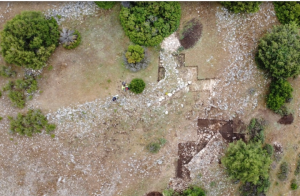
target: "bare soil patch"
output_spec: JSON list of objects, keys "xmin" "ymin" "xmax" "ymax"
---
[
  {"xmin": 278, "ymin": 114, "xmax": 294, "ymax": 125},
  {"xmin": 179, "ymin": 18, "xmax": 203, "ymax": 49},
  {"xmin": 146, "ymin": 191, "xmax": 163, "ymax": 196}
]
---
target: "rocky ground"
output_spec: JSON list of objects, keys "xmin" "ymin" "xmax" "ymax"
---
[{"xmin": 0, "ymin": 2, "xmax": 293, "ymax": 196}]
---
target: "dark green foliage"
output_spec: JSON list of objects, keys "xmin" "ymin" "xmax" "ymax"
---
[
  {"xmin": 95, "ymin": 1, "xmax": 116, "ymax": 9},
  {"xmin": 146, "ymin": 142, "xmax": 160, "ymax": 153},
  {"xmin": 129, "ymin": 78, "xmax": 145, "ymax": 94},
  {"xmin": 182, "ymin": 186, "xmax": 206, "ymax": 196},
  {"xmin": 60, "ymin": 29, "xmax": 81, "ymax": 50},
  {"xmin": 0, "ymin": 66, "xmax": 16, "ymax": 77},
  {"xmin": 125, "ymin": 45, "xmax": 144, "ymax": 63},
  {"xmin": 220, "ymin": 1, "xmax": 262, "ymax": 13},
  {"xmin": 8, "ymin": 109, "xmax": 56, "ymax": 136},
  {"xmin": 0, "ymin": 91, "xmax": 1, "ymax": 97},
  {"xmin": 255, "ymin": 23, "xmax": 300, "ymax": 79},
  {"xmin": 273, "ymin": 2, "xmax": 300, "ymax": 25},
  {"xmin": 0, "ymin": 11, "xmax": 59, "ymax": 70},
  {"xmin": 120, "ymin": 2, "xmax": 181, "ymax": 46},
  {"xmin": 294, "ymin": 157, "xmax": 300, "ymax": 175},
  {"xmin": 263, "ymin": 144, "xmax": 274, "ymax": 157},
  {"xmin": 8, "ymin": 90, "xmax": 25, "ymax": 108},
  {"xmin": 222, "ymin": 140, "xmax": 271, "ymax": 185},
  {"xmin": 291, "ymin": 179, "xmax": 298, "ymax": 190},
  {"xmin": 277, "ymin": 161, "xmax": 289, "ymax": 181},
  {"xmin": 239, "ymin": 177, "xmax": 270, "ymax": 196},
  {"xmin": 267, "ymin": 79, "xmax": 293, "ymax": 111},
  {"xmin": 3, "ymin": 76, "xmax": 38, "ymax": 108},
  {"xmin": 247, "ymin": 118, "xmax": 265, "ymax": 143},
  {"xmin": 0, "ymin": 117, "xmax": 3, "ymax": 121}
]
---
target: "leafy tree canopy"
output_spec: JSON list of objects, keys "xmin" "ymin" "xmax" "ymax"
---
[
  {"xmin": 129, "ymin": 78, "xmax": 145, "ymax": 94},
  {"xmin": 220, "ymin": 1, "xmax": 262, "ymax": 13},
  {"xmin": 267, "ymin": 79, "xmax": 293, "ymax": 111},
  {"xmin": 255, "ymin": 23, "xmax": 300, "ymax": 79},
  {"xmin": 222, "ymin": 140, "xmax": 271, "ymax": 185},
  {"xmin": 120, "ymin": 2, "xmax": 181, "ymax": 46},
  {"xmin": 125, "ymin": 45, "xmax": 144, "ymax": 64},
  {"xmin": 0, "ymin": 11, "xmax": 59, "ymax": 70},
  {"xmin": 95, "ymin": 1, "xmax": 116, "ymax": 9},
  {"xmin": 274, "ymin": 2, "xmax": 300, "ymax": 25},
  {"xmin": 8, "ymin": 109, "xmax": 56, "ymax": 137}
]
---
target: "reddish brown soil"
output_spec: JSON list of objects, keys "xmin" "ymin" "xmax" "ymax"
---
[
  {"xmin": 146, "ymin": 191, "xmax": 163, "ymax": 196},
  {"xmin": 177, "ymin": 141, "xmax": 207, "ymax": 180},
  {"xmin": 180, "ymin": 18, "xmax": 203, "ymax": 49},
  {"xmin": 278, "ymin": 114, "xmax": 294, "ymax": 125}
]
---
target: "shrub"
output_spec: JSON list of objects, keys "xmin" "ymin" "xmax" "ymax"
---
[
  {"xmin": 95, "ymin": 1, "xmax": 116, "ymax": 9},
  {"xmin": 129, "ymin": 78, "xmax": 145, "ymax": 94},
  {"xmin": 222, "ymin": 140, "xmax": 271, "ymax": 184},
  {"xmin": 275, "ymin": 105, "xmax": 290, "ymax": 116},
  {"xmin": 146, "ymin": 142, "xmax": 160, "ymax": 153},
  {"xmin": 255, "ymin": 23, "xmax": 300, "ymax": 79},
  {"xmin": 125, "ymin": 45, "xmax": 144, "ymax": 64},
  {"xmin": 266, "ymin": 79, "xmax": 293, "ymax": 111},
  {"xmin": 220, "ymin": 1, "xmax": 262, "ymax": 13},
  {"xmin": 273, "ymin": 2, "xmax": 300, "ymax": 25},
  {"xmin": 294, "ymin": 157, "xmax": 300, "ymax": 175},
  {"xmin": 0, "ymin": 66, "xmax": 16, "ymax": 77},
  {"xmin": 291, "ymin": 179, "xmax": 298, "ymax": 190},
  {"xmin": 0, "ymin": 11, "xmax": 59, "ymax": 70},
  {"xmin": 182, "ymin": 186, "xmax": 206, "ymax": 196},
  {"xmin": 263, "ymin": 144, "xmax": 274, "ymax": 157},
  {"xmin": 120, "ymin": 2, "xmax": 181, "ymax": 46},
  {"xmin": 277, "ymin": 161, "xmax": 289, "ymax": 181},
  {"xmin": 239, "ymin": 177, "xmax": 270, "ymax": 196},
  {"xmin": 8, "ymin": 109, "xmax": 56, "ymax": 136},
  {"xmin": 247, "ymin": 118, "xmax": 265, "ymax": 143},
  {"xmin": 60, "ymin": 28, "xmax": 81, "ymax": 49},
  {"xmin": 3, "ymin": 76, "xmax": 38, "ymax": 108}
]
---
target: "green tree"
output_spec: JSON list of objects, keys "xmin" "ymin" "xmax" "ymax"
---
[
  {"xmin": 120, "ymin": 2, "xmax": 181, "ymax": 46},
  {"xmin": 255, "ymin": 23, "xmax": 300, "ymax": 79},
  {"xmin": 129, "ymin": 78, "xmax": 145, "ymax": 94},
  {"xmin": 95, "ymin": 1, "xmax": 116, "ymax": 9},
  {"xmin": 0, "ymin": 11, "xmax": 59, "ymax": 70},
  {"xmin": 8, "ymin": 109, "xmax": 56, "ymax": 137},
  {"xmin": 266, "ymin": 79, "xmax": 293, "ymax": 111},
  {"xmin": 274, "ymin": 2, "xmax": 300, "ymax": 25},
  {"xmin": 222, "ymin": 140, "xmax": 271, "ymax": 185},
  {"xmin": 220, "ymin": 1, "xmax": 262, "ymax": 13},
  {"xmin": 182, "ymin": 186, "xmax": 206, "ymax": 196},
  {"xmin": 125, "ymin": 45, "xmax": 144, "ymax": 64}
]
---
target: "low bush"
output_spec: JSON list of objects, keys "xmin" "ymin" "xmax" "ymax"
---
[
  {"xmin": 294, "ymin": 157, "xmax": 300, "ymax": 175},
  {"xmin": 275, "ymin": 105, "xmax": 290, "ymax": 116},
  {"xmin": 291, "ymin": 179, "xmax": 298, "ymax": 190},
  {"xmin": 129, "ymin": 78, "xmax": 145, "ymax": 94},
  {"xmin": 2, "ymin": 76, "xmax": 38, "ymax": 108},
  {"xmin": 120, "ymin": 2, "xmax": 181, "ymax": 46},
  {"xmin": 239, "ymin": 177, "xmax": 270, "ymax": 196},
  {"xmin": 8, "ymin": 109, "xmax": 56, "ymax": 136},
  {"xmin": 60, "ymin": 28, "xmax": 81, "ymax": 49},
  {"xmin": 146, "ymin": 142, "xmax": 160, "ymax": 153},
  {"xmin": 247, "ymin": 118, "xmax": 265, "ymax": 143},
  {"xmin": 95, "ymin": 1, "xmax": 116, "ymax": 9},
  {"xmin": 125, "ymin": 45, "xmax": 144, "ymax": 64},
  {"xmin": 277, "ymin": 161, "xmax": 289, "ymax": 181},
  {"xmin": 263, "ymin": 144, "xmax": 274, "ymax": 157},
  {"xmin": 273, "ymin": 2, "xmax": 300, "ymax": 25},
  {"xmin": 182, "ymin": 186, "xmax": 206, "ymax": 196},
  {"xmin": 220, "ymin": 1, "xmax": 262, "ymax": 13},
  {"xmin": 267, "ymin": 79, "xmax": 293, "ymax": 111},
  {"xmin": 0, "ymin": 66, "xmax": 16, "ymax": 77},
  {"xmin": 0, "ymin": 11, "xmax": 59, "ymax": 69}
]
